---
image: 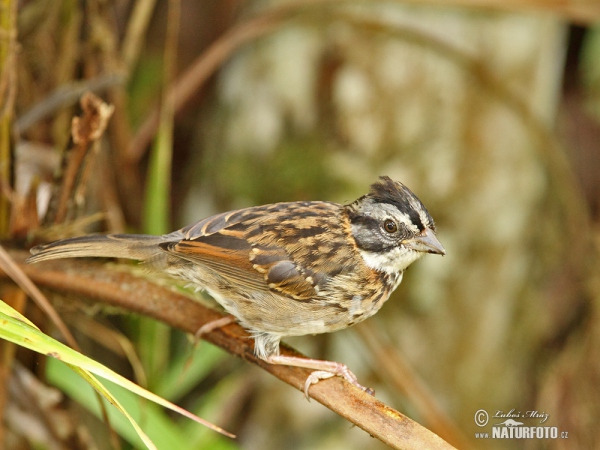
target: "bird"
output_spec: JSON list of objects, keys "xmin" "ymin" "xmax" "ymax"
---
[{"xmin": 28, "ymin": 176, "xmax": 445, "ymax": 397}]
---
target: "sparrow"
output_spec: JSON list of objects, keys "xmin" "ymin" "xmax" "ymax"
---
[{"xmin": 28, "ymin": 176, "xmax": 445, "ymax": 397}]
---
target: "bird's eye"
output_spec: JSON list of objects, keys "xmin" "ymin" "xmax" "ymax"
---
[{"xmin": 383, "ymin": 219, "xmax": 397, "ymax": 233}]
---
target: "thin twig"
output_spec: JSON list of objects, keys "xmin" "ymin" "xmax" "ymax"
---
[{"xmin": 7, "ymin": 252, "xmax": 456, "ymax": 450}]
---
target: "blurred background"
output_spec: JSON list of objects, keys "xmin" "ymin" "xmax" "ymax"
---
[{"xmin": 1, "ymin": 0, "xmax": 600, "ymax": 449}]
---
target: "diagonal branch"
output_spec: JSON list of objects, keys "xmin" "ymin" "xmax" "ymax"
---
[{"xmin": 4, "ymin": 251, "xmax": 455, "ymax": 450}]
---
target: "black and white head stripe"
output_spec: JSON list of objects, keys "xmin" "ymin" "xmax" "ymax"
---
[{"xmin": 368, "ymin": 176, "xmax": 435, "ymax": 232}]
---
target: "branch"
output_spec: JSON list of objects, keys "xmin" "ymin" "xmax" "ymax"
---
[{"xmin": 5, "ymin": 251, "xmax": 455, "ymax": 450}]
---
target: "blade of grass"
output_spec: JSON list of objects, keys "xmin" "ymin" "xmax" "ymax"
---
[
  {"xmin": 47, "ymin": 359, "xmax": 187, "ymax": 449},
  {"xmin": 139, "ymin": 0, "xmax": 181, "ymax": 387},
  {"xmin": 143, "ymin": 0, "xmax": 179, "ymax": 235},
  {"xmin": 69, "ymin": 362, "xmax": 158, "ymax": 450},
  {"xmin": 0, "ymin": 0, "xmax": 16, "ymax": 238},
  {"xmin": 0, "ymin": 306, "xmax": 159, "ymax": 448},
  {"xmin": 0, "ymin": 299, "xmax": 235, "ymax": 439},
  {"xmin": 138, "ymin": 0, "xmax": 181, "ymax": 386},
  {"xmin": 0, "ymin": 244, "xmax": 122, "ymax": 446},
  {"xmin": 122, "ymin": 0, "xmax": 160, "ymax": 73}
]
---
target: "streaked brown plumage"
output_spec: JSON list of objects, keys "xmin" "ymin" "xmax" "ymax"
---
[{"xmin": 28, "ymin": 176, "xmax": 445, "ymax": 396}]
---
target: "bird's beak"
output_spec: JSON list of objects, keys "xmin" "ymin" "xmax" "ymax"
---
[{"xmin": 403, "ymin": 228, "xmax": 446, "ymax": 255}]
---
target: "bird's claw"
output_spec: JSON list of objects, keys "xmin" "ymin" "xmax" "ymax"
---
[{"xmin": 303, "ymin": 367, "xmax": 375, "ymax": 400}]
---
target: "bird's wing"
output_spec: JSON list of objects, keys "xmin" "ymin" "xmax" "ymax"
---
[{"xmin": 162, "ymin": 202, "xmax": 343, "ymax": 300}]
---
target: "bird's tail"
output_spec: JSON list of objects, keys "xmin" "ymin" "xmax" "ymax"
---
[{"xmin": 27, "ymin": 234, "xmax": 166, "ymax": 263}]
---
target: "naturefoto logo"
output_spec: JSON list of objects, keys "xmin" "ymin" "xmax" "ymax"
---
[{"xmin": 474, "ymin": 409, "xmax": 569, "ymax": 440}]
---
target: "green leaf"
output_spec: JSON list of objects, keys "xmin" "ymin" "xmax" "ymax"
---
[
  {"xmin": 0, "ymin": 299, "xmax": 235, "ymax": 444},
  {"xmin": 143, "ymin": 103, "xmax": 173, "ymax": 236},
  {"xmin": 47, "ymin": 359, "xmax": 187, "ymax": 449},
  {"xmin": 141, "ymin": 83, "xmax": 175, "ymax": 388}
]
